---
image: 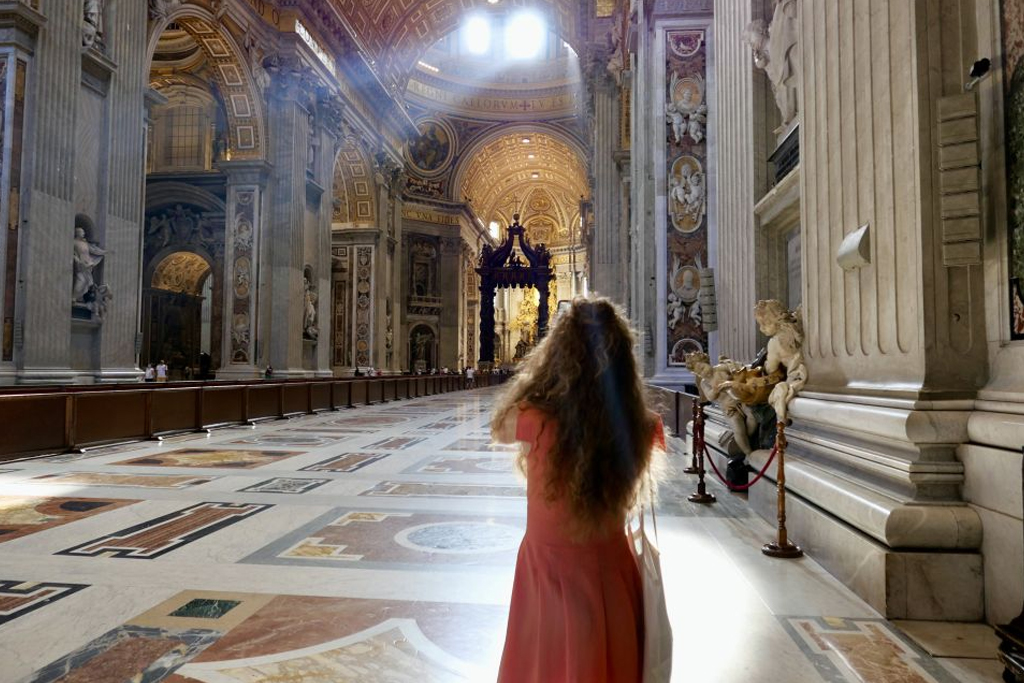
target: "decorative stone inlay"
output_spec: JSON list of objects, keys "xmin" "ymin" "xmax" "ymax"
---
[
  {"xmin": 395, "ymin": 522, "xmax": 522, "ymax": 555},
  {"xmin": 229, "ymin": 189, "xmax": 257, "ymax": 364},
  {"xmin": 354, "ymin": 246, "xmax": 374, "ymax": 367},
  {"xmin": 665, "ymin": 27, "xmax": 710, "ymax": 367}
]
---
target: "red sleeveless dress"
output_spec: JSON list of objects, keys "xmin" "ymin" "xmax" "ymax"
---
[{"xmin": 497, "ymin": 408, "xmax": 655, "ymax": 683}]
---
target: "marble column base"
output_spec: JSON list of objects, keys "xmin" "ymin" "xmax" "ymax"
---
[
  {"xmin": 694, "ymin": 437, "xmax": 985, "ymax": 621},
  {"xmin": 746, "ymin": 476, "xmax": 984, "ymax": 621},
  {"xmin": 16, "ymin": 367, "xmax": 79, "ymax": 384},
  {"xmin": 93, "ymin": 368, "xmax": 144, "ymax": 383},
  {"xmin": 215, "ymin": 365, "xmax": 262, "ymax": 381}
]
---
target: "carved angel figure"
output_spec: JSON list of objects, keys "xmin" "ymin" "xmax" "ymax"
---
[
  {"xmin": 685, "ymin": 351, "xmax": 759, "ymax": 455},
  {"xmin": 753, "ymin": 299, "xmax": 807, "ymax": 421},
  {"xmin": 665, "ymin": 102, "xmax": 686, "ymax": 144},
  {"xmin": 73, "ymin": 227, "xmax": 106, "ymax": 303}
]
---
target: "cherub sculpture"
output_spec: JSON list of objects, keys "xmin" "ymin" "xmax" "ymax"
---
[
  {"xmin": 666, "ymin": 102, "xmax": 686, "ymax": 144},
  {"xmin": 753, "ymin": 299, "xmax": 807, "ymax": 421},
  {"xmin": 685, "ymin": 351, "xmax": 759, "ymax": 455}
]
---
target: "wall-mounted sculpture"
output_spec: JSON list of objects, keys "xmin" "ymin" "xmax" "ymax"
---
[
  {"xmin": 303, "ymin": 271, "xmax": 319, "ymax": 341},
  {"xmin": 72, "ymin": 223, "xmax": 107, "ymax": 322},
  {"xmin": 82, "ymin": 0, "xmax": 103, "ymax": 49},
  {"xmin": 743, "ymin": 0, "xmax": 799, "ymax": 133},
  {"xmin": 685, "ymin": 351, "xmax": 759, "ymax": 456}
]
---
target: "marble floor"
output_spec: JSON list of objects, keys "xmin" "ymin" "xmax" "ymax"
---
[{"xmin": 0, "ymin": 386, "xmax": 1004, "ymax": 682}]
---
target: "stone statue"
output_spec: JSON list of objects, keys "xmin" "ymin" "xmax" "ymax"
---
[
  {"xmin": 303, "ymin": 275, "xmax": 318, "ymax": 341},
  {"xmin": 72, "ymin": 227, "xmax": 106, "ymax": 304},
  {"xmin": 685, "ymin": 351, "xmax": 759, "ymax": 455},
  {"xmin": 670, "ymin": 165, "xmax": 706, "ymax": 224},
  {"xmin": 753, "ymin": 299, "xmax": 807, "ymax": 421},
  {"xmin": 412, "ymin": 331, "xmax": 430, "ymax": 362},
  {"xmin": 149, "ymin": 0, "xmax": 182, "ymax": 21},
  {"xmin": 744, "ymin": 0, "xmax": 799, "ymax": 132},
  {"xmin": 687, "ymin": 104, "xmax": 708, "ymax": 144},
  {"xmin": 665, "ymin": 102, "xmax": 686, "ymax": 144},
  {"xmin": 89, "ymin": 284, "xmax": 113, "ymax": 322},
  {"xmin": 82, "ymin": 0, "xmax": 103, "ymax": 49}
]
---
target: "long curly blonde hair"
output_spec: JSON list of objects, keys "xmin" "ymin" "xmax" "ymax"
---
[{"xmin": 492, "ymin": 296, "xmax": 659, "ymax": 539}]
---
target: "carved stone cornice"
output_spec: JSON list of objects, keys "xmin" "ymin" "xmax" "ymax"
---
[{"xmin": 0, "ymin": 0, "xmax": 46, "ymax": 50}]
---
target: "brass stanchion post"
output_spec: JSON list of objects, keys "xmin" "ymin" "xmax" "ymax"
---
[
  {"xmin": 687, "ymin": 400, "xmax": 716, "ymax": 504},
  {"xmin": 683, "ymin": 396, "xmax": 699, "ymax": 474},
  {"xmin": 762, "ymin": 420, "xmax": 802, "ymax": 558}
]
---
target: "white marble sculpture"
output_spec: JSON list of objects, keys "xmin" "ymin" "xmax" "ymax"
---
[
  {"xmin": 743, "ymin": 0, "xmax": 799, "ymax": 132},
  {"xmin": 149, "ymin": 0, "xmax": 182, "ymax": 20},
  {"xmin": 72, "ymin": 227, "xmax": 106, "ymax": 304},
  {"xmin": 89, "ymin": 284, "xmax": 113, "ymax": 322},
  {"xmin": 753, "ymin": 299, "xmax": 807, "ymax": 422},
  {"xmin": 666, "ymin": 102, "xmax": 686, "ymax": 144},
  {"xmin": 685, "ymin": 351, "xmax": 759, "ymax": 455},
  {"xmin": 670, "ymin": 164, "xmax": 706, "ymax": 225},
  {"xmin": 82, "ymin": 0, "xmax": 103, "ymax": 48},
  {"xmin": 303, "ymin": 275, "xmax": 319, "ymax": 341}
]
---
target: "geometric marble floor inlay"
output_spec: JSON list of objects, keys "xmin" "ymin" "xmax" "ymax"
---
[{"xmin": 0, "ymin": 387, "xmax": 998, "ymax": 682}]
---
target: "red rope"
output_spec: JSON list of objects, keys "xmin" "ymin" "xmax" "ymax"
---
[{"xmin": 701, "ymin": 443, "xmax": 778, "ymax": 492}]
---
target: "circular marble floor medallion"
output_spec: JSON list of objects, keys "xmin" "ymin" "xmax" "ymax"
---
[{"xmin": 395, "ymin": 521, "xmax": 522, "ymax": 555}]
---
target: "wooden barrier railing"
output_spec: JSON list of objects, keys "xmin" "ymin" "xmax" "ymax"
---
[{"xmin": 0, "ymin": 374, "xmax": 505, "ymax": 461}]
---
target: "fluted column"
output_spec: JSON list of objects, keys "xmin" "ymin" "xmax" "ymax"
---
[
  {"xmin": 17, "ymin": 1, "xmax": 80, "ymax": 383},
  {"xmin": 590, "ymin": 73, "xmax": 623, "ymax": 305},
  {"xmin": 97, "ymin": 0, "xmax": 149, "ymax": 381}
]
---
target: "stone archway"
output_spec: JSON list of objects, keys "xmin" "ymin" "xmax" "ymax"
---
[{"xmin": 143, "ymin": 250, "xmax": 214, "ymax": 379}]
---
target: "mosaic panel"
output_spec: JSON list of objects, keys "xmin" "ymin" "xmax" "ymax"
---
[
  {"xmin": 237, "ymin": 478, "xmax": 330, "ymax": 494},
  {"xmin": 414, "ymin": 455, "xmax": 515, "ymax": 475},
  {"xmin": 780, "ymin": 617, "xmax": 961, "ymax": 683},
  {"xmin": 113, "ymin": 448, "xmax": 303, "ymax": 470},
  {"xmin": 244, "ymin": 510, "xmax": 523, "ymax": 569},
  {"xmin": 299, "ymin": 453, "xmax": 389, "ymax": 473},
  {"xmin": 57, "ymin": 502, "xmax": 271, "ymax": 560},
  {"xmin": 224, "ymin": 433, "xmax": 349, "ymax": 448},
  {"xmin": 321, "ymin": 413, "xmax": 414, "ymax": 427},
  {"xmin": 0, "ymin": 580, "xmax": 88, "ymax": 626},
  {"xmin": 364, "ymin": 436, "xmax": 427, "ymax": 450},
  {"xmin": 26, "ymin": 624, "xmax": 219, "ymax": 683},
  {"xmin": 440, "ymin": 438, "xmax": 516, "ymax": 453},
  {"xmin": 29, "ymin": 472, "xmax": 215, "ymax": 489},
  {"xmin": 0, "ymin": 496, "xmax": 137, "ymax": 543},
  {"xmin": 360, "ymin": 481, "xmax": 524, "ymax": 499},
  {"xmin": 24, "ymin": 589, "xmax": 507, "ymax": 682}
]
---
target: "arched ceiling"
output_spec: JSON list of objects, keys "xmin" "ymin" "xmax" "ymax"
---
[
  {"xmin": 327, "ymin": 0, "xmax": 581, "ymax": 86},
  {"xmin": 151, "ymin": 251, "xmax": 211, "ymax": 295},
  {"xmin": 458, "ymin": 131, "xmax": 588, "ymax": 246},
  {"xmin": 405, "ymin": 22, "xmax": 582, "ymax": 121}
]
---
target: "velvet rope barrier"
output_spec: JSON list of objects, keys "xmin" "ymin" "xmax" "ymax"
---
[{"xmin": 701, "ymin": 442, "xmax": 778, "ymax": 492}]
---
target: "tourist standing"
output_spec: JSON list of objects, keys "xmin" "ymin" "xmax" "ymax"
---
[
  {"xmin": 143, "ymin": 364, "xmax": 155, "ymax": 382},
  {"xmin": 466, "ymin": 366, "xmax": 475, "ymax": 389},
  {"xmin": 491, "ymin": 297, "xmax": 663, "ymax": 683},
  {"xmin": 156, "ymin": 360, "xmax": 168, "ymax": 383}
]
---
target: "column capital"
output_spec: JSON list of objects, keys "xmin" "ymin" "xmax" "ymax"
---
[{"xmin": 216, "ymin": 159, "xmax": 273, "ymax": 186}]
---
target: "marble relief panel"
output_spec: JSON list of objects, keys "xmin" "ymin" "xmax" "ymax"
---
[{"xmin": 664, "ymin": 28, "xmax": 710, "ymax": 366}]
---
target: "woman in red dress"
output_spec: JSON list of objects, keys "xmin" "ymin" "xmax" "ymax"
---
[{"xmin": 492, "ymin": 297, "xmax": 664, "ymax": 683}]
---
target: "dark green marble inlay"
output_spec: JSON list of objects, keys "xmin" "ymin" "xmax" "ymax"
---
[{"xmin": 169, "ymin": 598, "xmax": 240, "ymax": 619}]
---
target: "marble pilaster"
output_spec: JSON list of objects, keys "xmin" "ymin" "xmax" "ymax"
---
[
  {"xmin": 217, "ymin": 161, "xmax": 271, "ymax": 380},
  {"xmin": 589, "ymin": 73, "xmax": 624, "ymax": 307}
]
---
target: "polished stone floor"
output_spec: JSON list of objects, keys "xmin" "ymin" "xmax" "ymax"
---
[{"xmin": 0, "ymin": 386, "xmax": 1004, "ymax": 682}]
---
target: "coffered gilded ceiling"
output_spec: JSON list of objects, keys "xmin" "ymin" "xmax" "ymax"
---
[{"xmin": 457, "ymin": 131, "xmax": 588, "ymax": 245}]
